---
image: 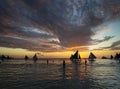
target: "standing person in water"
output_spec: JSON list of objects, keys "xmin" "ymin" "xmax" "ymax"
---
[
  {"xmin": 1, "ymin": 55, "xmax": 5, "ymax": 61},
  {"xmin": 85, "ymin": 59, "xmax": 87, "ymax": 65},
  {"xmin": 63, "ymin": 60, "xmax": 66, "ymax": 69},
  {"xmin": 24, "ymin": 55, "xmax": 29, "ymax": 61},
  {"xmin": 33, "ymin": 53, "xmax": 38, "ymax": 63},
  {"xmin": 47, "ymin": 59, "xmax": 49, "ymax": 64}
]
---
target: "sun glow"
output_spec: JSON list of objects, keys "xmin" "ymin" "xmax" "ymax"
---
[{"xmin": 1, "ymin": 47, "xmax": 117, "ymax": 59}]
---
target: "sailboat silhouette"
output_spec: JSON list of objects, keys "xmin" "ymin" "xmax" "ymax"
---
[
  {"xmin": 88, "ymin": 52, "xmax": 96, "ymax": 61},
  {"xmin": 70, "ymin": 50, "xmax": 81, "ymax": 64}
]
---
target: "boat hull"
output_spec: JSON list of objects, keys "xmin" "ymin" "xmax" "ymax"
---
[
  {"xmin": 70, "ymin": 59, "xmax": 81, "ymax": 64},
  {"xmin": 89, "ymin": 59, "xmax": 95, "ymax": 61}
]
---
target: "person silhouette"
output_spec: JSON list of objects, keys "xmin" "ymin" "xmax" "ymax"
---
[
  {"xmin": 63, "ymin": 60, "xmax": 66, "ymax": 69},
  {"xmin": 47, "ymin": 59, "xmax": 49, "ymax": 64},
  {"xmin": 24, "ymin": 55, "xmax": 29, "ymax": 61},
  {"xmin": 1, "ymin": 55, "xmax": 5, "ymax": 61},
  {"xmin": 85, "ymin": 59, "xmax": 87, "ymax": 65},
  {"xmin": 33, "ymin": 54, "xmax": 38, "ymax": 63}
]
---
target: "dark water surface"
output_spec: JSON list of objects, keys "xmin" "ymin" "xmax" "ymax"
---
[{"xmin": 0, "ymin": 59, "xmax": 120, "ymax": 89}]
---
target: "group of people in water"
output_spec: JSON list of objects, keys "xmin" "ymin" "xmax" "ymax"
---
[{"xmin": 0, "ymin": 55, "xmax": 14, "ymax": 64}]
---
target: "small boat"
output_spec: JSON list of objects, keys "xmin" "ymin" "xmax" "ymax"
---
[
  {"xmin": 88, "ymin": 52, "xmax": 96, "ymax": 61},
  {"xmin": 114, "ymin": 53, "xmax": 120, "ymax": 60},
  {"xmin": 70, "ymin": 50, "xmax": 81, "ymax": 64},
  {"xmin": 33, "ymin": 53, "xmax": 38, "ymax": 62}
]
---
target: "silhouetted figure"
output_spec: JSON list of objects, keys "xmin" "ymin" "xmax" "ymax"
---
[
  {"xmin": 114, "ymin": 53, "xmax": 120, "ymax": 63},
  {"xmin": 118, "ymin": 53, "xmax": 120, "ymax": 63},
  {"xmin": 85, "ymin": 59, "xmax": 87, "ymax": 65},
  {"xmin": 33, "ymin": 54, "xmax": 38, "ymax": 63},
  {"xmin": 110, "ymin": 55, "xmax": 113, "ymax": 59},
  {"xmin": 115, "ymin": 53, "xmax": 119, "ymax": 59},
  {"xmin": 47, "ymin": 59, "xmax": 49, "ymax": 64},
  {"xmin": 63, "ymin": 60, "xmax": 66, "ymax": 69},
  {"xmin": 1, "ymin": 55, "xmax": 5, "ymax": 61},
  {"xmin": 7, "ymin": 56, "xmax": 10, "ymax": 60},
  {"xmin": 24, "ymin": 55, "xmax": 29, "ymax": 61},
  {"xmin": 119, "ymin": 53, "xmax": 120, "ymax": 60},
  {"xmin": 63, "ymin": 64, "xmax": 66, "ymax": 80}
]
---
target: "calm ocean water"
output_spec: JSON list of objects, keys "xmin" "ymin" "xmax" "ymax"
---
[{"xmin": 0, "ymin": 59, "xmax": 120, "ymax": 89}]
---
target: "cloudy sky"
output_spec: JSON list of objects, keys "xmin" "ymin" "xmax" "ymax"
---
[{"xmin": 0, "ymin": 0, "xmax": 120, "ymax": 58}]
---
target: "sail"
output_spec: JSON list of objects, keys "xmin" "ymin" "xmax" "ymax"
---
[
  {"xmin": 70, "ymin": 50, "xmax": 81, "ymax": 60},
  {"xmin": 70, "ymin": 54, "xmax": 73, "ymax": 60},
  {"xmin": 89, "ymin": 52, "xmax": 96, "ymax": 59},
  {"xmin": 79, "ymin": 54, "xmax": 81, "ymax": 59},
  {"xmin": 73, "ymin": 50, "xmax": 79, "ymax": 59}
]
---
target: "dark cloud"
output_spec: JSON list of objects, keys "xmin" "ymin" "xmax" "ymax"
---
[
  {"xmin": 111, "ymin": 40, "xmax": 120, "ymax": 47},
  {"xmin": 92, "ymin": 36, "xmax": 114, "ymax": 44},
  {"xmin": 111, "ymin": 47, "xmax": 120, "ymax": 50},
  {"xmin": 0, "ymin": 0, "xmax": 120, "ymax": 52},
  {"xmin": 0, "ymin": 36, "xmax": 63, "ymax": 52},
  {"xmin": 107, "ymin": 40, "xmax": 120, "ymax": 50},
  {"xmin": 93, "ymin": 40, "xmax": 120, "ymax": 51}
]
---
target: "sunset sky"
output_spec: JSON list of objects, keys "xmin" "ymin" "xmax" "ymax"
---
[{"xmin": 0, "ymin": 0, "xmax": 120, "ymax": 58}]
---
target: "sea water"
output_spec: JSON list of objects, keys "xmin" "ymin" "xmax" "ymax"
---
[{"xmin": 0, "ymin": 59, "xmax": 120, "ymax": 89}]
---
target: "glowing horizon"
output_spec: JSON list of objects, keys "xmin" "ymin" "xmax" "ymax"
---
[{"xmin": 0, "ymin": 47, "xmax": 118, "ymax": 59}]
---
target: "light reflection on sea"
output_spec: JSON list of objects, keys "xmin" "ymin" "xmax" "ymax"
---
[{"xmin": 0, "ymin": 59, "xmax": 120, "ymax": 89}]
